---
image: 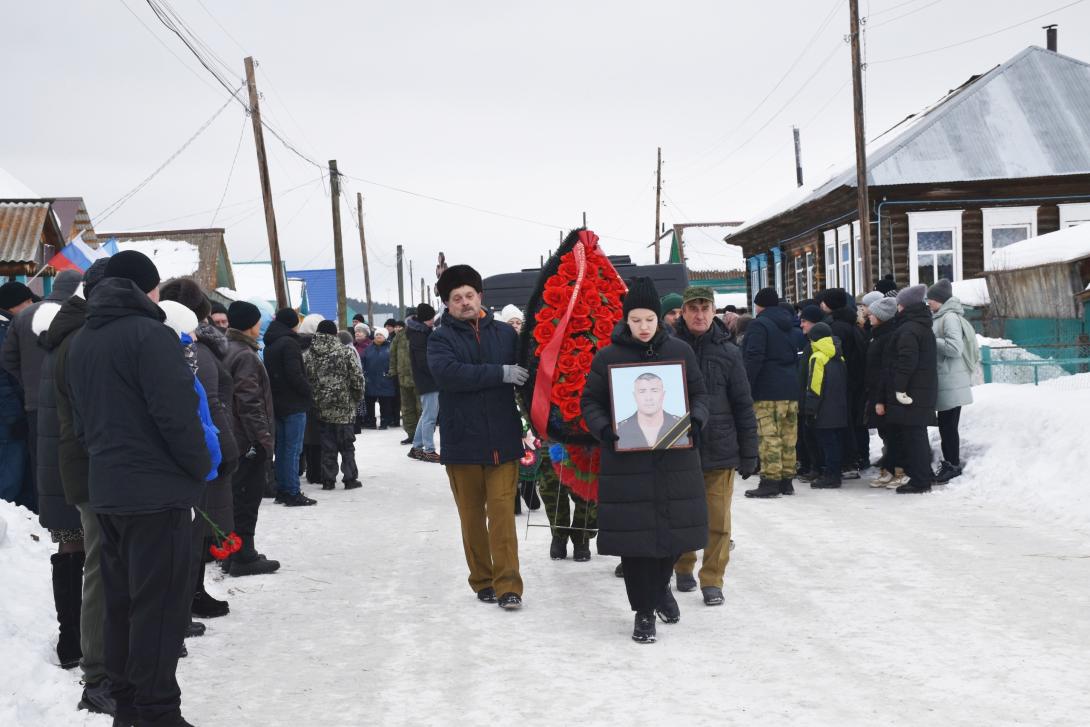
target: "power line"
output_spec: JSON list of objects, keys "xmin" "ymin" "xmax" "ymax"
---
[
  {"xmin": 210, "ymin": 111, "xmax": 248, "ymax": 226},
  {"xmin": 871, "ymin": 0, "xmax": 1086, "ymax": 63},
  {"xmin": 92, "ymin": 89, "xmax": 241, "ymax": 226},
  {"xmin": 868, "ymin": 0, "xmax": 936, "ymax": 17},
  {"xmin": 868, "ymin": 0, "xmax": 943, "ymax": 29}
]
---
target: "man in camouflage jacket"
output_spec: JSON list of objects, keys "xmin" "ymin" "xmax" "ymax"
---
[
  {"xmin": 387, "ymin": 316, "xmax": 420, "ymax": 443},
  {"xmin": 304, "ymin": 321, "xmax": 365, "ymax": 489}
]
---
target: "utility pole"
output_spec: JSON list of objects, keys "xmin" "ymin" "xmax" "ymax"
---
[
  {"xmin": 654, "ymin": 146, "xmax": 663, "ymax": 264},
  {"xmin": 582, "ymin": 211, "xmax": 587, "ymax": 228},
  {"xmin": 420, "ymin": 277, "xmax": 426, "ymax": 308},
  {"xmin": 849, "ymin": 0, "xmax": 873, "ymax": 290},
  {"xmin": 396, "ymin": 244, "xmax": 405, "ymax": 320},
  {"xmin": 356, "ymin": 193, "xmax": 374, "ymax": 326},
  {"xmin": 328, "ymin": 160, "xmax": 347, "ymax": 327},
  {"xmin": 244, "ymin": 56, "xmax": 288, "ymax": 308},
  {"xmin": 793, "ymin": 126, "xmax": 804, "ymax": 188},
  {"xmin": 409, "ymin": 260, "xmax": 415, "ymax": 307}
]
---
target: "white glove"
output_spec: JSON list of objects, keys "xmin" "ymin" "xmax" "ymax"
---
[
  {"xmin": 895, "ymin": 391, "xmax": 913, "ymax": 405},
  {"xmin": 503, "ymin": 365, "xmax": 530, "ymax": 386}
]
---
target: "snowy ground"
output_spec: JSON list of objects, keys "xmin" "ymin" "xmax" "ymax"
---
[{"xmin": 3, "ymin": 384, "xmax": 1090, "ymax": 726}]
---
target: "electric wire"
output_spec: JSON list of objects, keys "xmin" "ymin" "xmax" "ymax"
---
[{"xmin": 210, "ymin": 112, "xmax": 249, "ymax": 226}]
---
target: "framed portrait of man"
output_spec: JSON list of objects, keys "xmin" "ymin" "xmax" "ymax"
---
[{"xmin": 606, "ymin": 361, "xmax": 692, "ymax": 452}]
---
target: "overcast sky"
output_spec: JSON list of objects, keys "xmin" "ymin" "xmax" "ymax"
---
[{"xmin": 3, "ymin": 0, "xmax": 1089, "ymax": 302}]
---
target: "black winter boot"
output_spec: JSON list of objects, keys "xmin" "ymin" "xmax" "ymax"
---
[
  {"xmin": 50, "ymin": 551, "xmax": 84, "ymax": 669},
  {"xmin": 632, "ymin": 611, "xmax": 656, "ymax": 643},
  {"xmin": 571, "ymin": 539, "xmax": 591, "ymax": 562},
  {"xmin": 812, "ymin": 474, "xmax": 842, "ymax": 489},
  {"xmin": 549, "ymin": 535, "xmax": 567, "ymax": 560},
  {"xmin": 779, "ymin": 478, "xmax": 795, "ymax": 495},
  {"xmin": 744, "ymin": 478, "xmax": 781, "ymax": 498}
]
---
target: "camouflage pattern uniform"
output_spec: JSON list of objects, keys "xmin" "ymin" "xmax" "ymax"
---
[
  {"xmin": 387, "ymin": 326, "xmax": 420, "ymax": 438},
  {"xmin": 754, "ymin": 400, "xmax": 798, "ymax": 480},
  {"xmin": 304, "ymin": 332, "xmax": 365, "ymax": 485},
  {"xmin": 538, "ymin": 446, "xmax": 597, "ymax": 545}
]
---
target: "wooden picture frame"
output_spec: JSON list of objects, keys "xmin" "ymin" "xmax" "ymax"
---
[{"xmin": 606, "ymin": 360, "xmax": 692, "ymax": 452}]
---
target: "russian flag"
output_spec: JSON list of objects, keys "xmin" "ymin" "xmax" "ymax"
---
[{"xmin": 47, "ymin": 233, "xmax": 114, "ymax": 273}]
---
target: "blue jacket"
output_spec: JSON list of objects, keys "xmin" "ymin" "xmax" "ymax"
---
[
  {"xmin": 362, "ymin": 341, "xmax": 396, "ymax": 397},
  {"xmin": 182, "ymin": 333, "xmax": 222, "ymax": 481},
  {"xmin": 742, "ymin": 305, "xmax": 803, "ymax": 401},
  {"xmin": 427, "ymin": 310, "xmax": 522, "ymax": 466}
]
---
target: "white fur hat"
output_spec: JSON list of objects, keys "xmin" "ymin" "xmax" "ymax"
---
[
  {"xmin": 159, "ymin": 300, "xmax": 199, "ymax": 338},
  {"xmin": 31, "ymin": 302, "xmax": 62, "ymax": 336},
  {"xmin": 499, "ymin": 304, "xmax": 523, "ymax": 323},
  {"xmin": 299, "ymin": 313, "xmax": 325, "ymax": 335}
]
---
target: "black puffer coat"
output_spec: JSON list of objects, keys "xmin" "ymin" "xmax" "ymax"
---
[
  {"xmin": 581, "ymin": 324, "xmax": 710, "ymax": 558},
  {"xmin": 194, "ymin": 324, "xmax": 238, "ymax": 534},
  {"xmin": 863, "ymin": 318, "xmax": 899, "ymax": 428},
  {"xmin": 674, "ymin": 317, "xmax": 758, "ymax": 471},
  {"xmin": 427, "ymin": 310, "xmax": 522, "ymax": 465},
  {"xmin": 66, "ymin": 278, "xmax": 211, "ymax": 514},
  {"xmin": 742, "ymin": 305, "xmax": 801, "ymax": 401},
  {"xmin": 35, "ymin": 302, "xmax": 81, "ymax": 531},
  {"xmin": 263, "ymin": 320, "xmax": 311, "ymax": 417},
  {"xmin": 406, "ymin": 318, "xmax": 437, "ymax": 394},
  {"xmin": 827, "ymin": 305, "xmax": 868, "ymax": 424},
  {"xmin": 50, "ymin": 296, "xmax": 91, "ymax": 507},
  {"xmin": 884, "ymin": 303, "xmax": 938, "ymax": 427}
]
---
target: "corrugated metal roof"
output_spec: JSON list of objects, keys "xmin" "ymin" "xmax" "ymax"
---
[
  {"xmin": 0, "ymin": 201, "xmax": 51, "ymax": 263},
  {"xmin": 288, "ymin": 268, "xmax": 338, "ymax": 322},
  {"xmin": 728, "ymin": 47, "xmax": 1090, "ymax": 239}
]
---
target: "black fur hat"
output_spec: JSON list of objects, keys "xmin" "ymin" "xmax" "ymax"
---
[{"xmin": 436, "ymin": 264, "xmax": 483, "ymax": 302}]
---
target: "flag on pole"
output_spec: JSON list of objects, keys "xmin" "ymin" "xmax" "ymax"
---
[{"xmin": 46, "ymin": 232, "xmax": 112, "ymax": 273}]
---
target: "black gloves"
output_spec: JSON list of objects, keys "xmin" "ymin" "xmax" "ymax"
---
[
  {"xmin": 738, "ymin": 456, "xmax": 760, "ymax": 480},
  {"xmin": 599, "ymin": 425, "xmax": 620, "ymax": 444}
]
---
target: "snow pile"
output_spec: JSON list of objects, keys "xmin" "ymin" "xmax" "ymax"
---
[
  {"xmin": 951, "ymin": 278, "xmax": 989, "ymax": 307},
  {"xmin": 990, "ymin": 223, "xmax": 1090, "ymax": 271},
  {"xmin": 943, "ymin": 383, "xmax": 1090, "ymax": 534},
  {"xmin": 976, "ymin": 335, "xmax": 1070, "ymax": 384},
  {"xmin": 0, "ymin": 502, "xmax": 109, "ymax": 726},
  {"xmin": 115, "ymin": 239, "xmax": 201, "ymax": 281}
]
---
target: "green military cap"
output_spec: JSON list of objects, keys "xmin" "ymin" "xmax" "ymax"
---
[{"xmin": 682, "ymin": 285, "xmax": 715, "ymax": 305}]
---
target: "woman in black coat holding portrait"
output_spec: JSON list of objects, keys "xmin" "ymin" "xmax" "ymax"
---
[{"xmin": 580, "ymin": 277, "xmax": 709, "ymax": 644}]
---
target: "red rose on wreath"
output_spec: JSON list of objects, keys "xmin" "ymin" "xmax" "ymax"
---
[
  {"xmin": 557, "ymin": 354, "xmax": 580, "ymax": 375},
  {"xmin": 559, "ymin": 397, "xmax": 582, "ymax": 421},
  {"xmin": 543, "ymin": 286, "xmax": 568, "ymax": 308},
  {"xmin": 593, "ymin": 317, "xmax": 614, "ymax": 340},
  {"xmin": 535, "ymin": 307, "xmax": 557, "ymax": 324},
  {"xmin": 534, "ymin": 320, "xmax": 557, "ymax": 343},
  {"xmin": 569, "ymin": 316, "xmax": 591, "ymax": 333},
  {"xmin": 575, "ymin": 350, "xmax": 594, "ymax": 371}
]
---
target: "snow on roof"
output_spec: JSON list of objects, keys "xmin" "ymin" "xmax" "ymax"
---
[
  {"xmin": 951, "ymin": 278, "xmax": 990, "ymax": 307},
  {"xmin": 681, "ymin": 226, "xmax": 745, "ymax": 272},
  {"xmin": 990, "ymin": 223, "xmax": 1090, "ymax": 271},
  {"xmin": 228, "ymin": 261, "xmax": 279, "ymax": 304},
  {"xmin": 115, "ymin": 238, "xmax": 200, "ymax": 280},
  {"xmin": 287, "ymin": 278, "xmax": 305, "ymax": 308},
  {"xmin": 728, "ymin": 47, "xmax": 1090, "ymax": 239},
  {"xmin": 0, "ymin": 166, "xmax": 38, "ymax": 199}
]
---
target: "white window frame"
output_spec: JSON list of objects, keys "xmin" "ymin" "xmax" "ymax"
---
[
  {"xmin": 805, "ymin": 251, "xmax": 815, "ymax": 298},
  {"xmin": 907, "ymin": 209, "xmax": 963, "ymax": 286},
  {"xmin": 823, "ymin": 230, "xmax": 837, "ymax": 289},
  {"xmin": 794, "ymin": 255, "xmax": 804, "ymax": 301},
  {"xmin": 852, "ymin": 221, "xmax": 863, "ymax": 292},
  {"xmin": 837, "ymin": 224, "xmax": 852, "ymax": 295},
  {"xmin": 773, "ymin": 253, "xmax": 784, "ymax": 298},
  {"xmin": 982, "ymin": 206, "xmax": 1038, "ymax": 270},
  {"xmin": 1059, "ymin": 202, "xmax": 1090, "ymax": 228}
]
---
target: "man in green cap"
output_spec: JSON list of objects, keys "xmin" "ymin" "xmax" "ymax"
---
[
  {"xmin": 671, "ymin": 285, "xmax": 759, "ymax": 606},
  {"xmin": 660, "ymin": 292, "xmax": 684, "ymax": 329}
]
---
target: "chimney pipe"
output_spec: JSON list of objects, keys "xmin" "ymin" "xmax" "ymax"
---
[
  {"xmin": 1044, "ymin": 24, "xmax": 1058, "ymax": 52},
  {"xmin": 792, "ymin": 126, "xmax": 804, "ymax": 188}
]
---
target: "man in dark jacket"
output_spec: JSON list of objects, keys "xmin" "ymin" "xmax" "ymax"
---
[
  {"xmin": 263, "ymin": 307, "xmax": 315, "ymax": 507},
  {"xmin": 886, "ymin": 284, "xmax": 938, "ymax": 494},
  {"xmin": 821, "ymin": 288, "xmax": 869, "ymax": 474},
  {"xmin": 66, "ymin": 251, "xmax": 210, "ymax": 727},
  {"xmin": 223, "ymin": 301, "xmax": 282, "ymax": 574},
  {"xmin": 742, "ymin": 287, "xmax": 800, "ymax": 498},
  {"xmin": 1, "ymin": 269, "xmax": 82, "ymax": 513},
  {"xmin": 673, "ymin": 286, "xmax": 758, "ymax": 606},
  {"xmin": 804, "ymin": 323, "xmax": 850, "ymax": 489},
  {"xmin": 49, "ymin": 261, "xmax": 116, "ymax": 714},
  {"xmin": 407, "ymin": 303, "xmax": 440, "ymax": 462},
  {"xmin": 427, "ymin": 265, "xmax": 525, "ymax": 610},
  {"xmin": 0, "ymin": 281, "xmax": 36, "ymax": 509}
]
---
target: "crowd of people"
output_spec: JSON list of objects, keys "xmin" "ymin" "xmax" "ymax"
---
[
  {"xmin": 0, "ymin": 251, "xmax": 445, "ymax": 726},
  {"xmin": 0, "ymin": 248, "xmax": 983, "ymax": 721}
]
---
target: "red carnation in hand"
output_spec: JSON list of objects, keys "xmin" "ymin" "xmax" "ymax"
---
[{"xmin": 209, "ymin": 544, "xmax": 230, "ymax": 560}]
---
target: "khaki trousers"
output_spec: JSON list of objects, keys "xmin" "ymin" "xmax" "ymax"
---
[
  {"xmin": 675, "ymin": 468, "xmax": 735, "ymax": 589},
  {"xmin": 445, "ymin": 461, "xmax": 523, "ymax": 597}
]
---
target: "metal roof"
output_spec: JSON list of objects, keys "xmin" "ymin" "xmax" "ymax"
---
[
  {"xmin": 0, "ymin": 201, "xmax": 52, "ymax": 263},
  {"xmin": 287, "ymin": 268, "xmax": 338, "ymax": 321},
  {"xmin": 728, "ymin": 46, "xmax": 1090, "ymax": 239}
]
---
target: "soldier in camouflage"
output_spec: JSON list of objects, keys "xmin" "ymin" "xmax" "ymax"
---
[{"xmin": 304, "ymin": 320, "xmax": 365, "ymax": 490}]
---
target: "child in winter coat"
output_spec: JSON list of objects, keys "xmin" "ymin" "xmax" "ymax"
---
[{"xmin": 804, "ymin": 323, "xmax": 849, "ymax": 489}]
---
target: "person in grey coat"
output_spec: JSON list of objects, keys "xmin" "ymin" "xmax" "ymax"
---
[{"xmin": 927, "ymin": 280, "xmax": 979, "ymax": 483}]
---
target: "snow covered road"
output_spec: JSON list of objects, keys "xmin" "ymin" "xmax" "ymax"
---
[
  {"xmin": 4, "ymin": 421, "xmax": 1089, "ymax": 726},
  {"xmin": 172, "ymin": 427, "xmax": 1090, "ymax": 727}
]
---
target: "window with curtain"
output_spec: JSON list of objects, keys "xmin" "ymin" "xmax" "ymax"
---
[
  {"xmin": 823, "ymin": 230, "xmax": 837, "ymax": 290},
  {"xmin": 982, "ymin": 206, "xmax": 1038, "ymax": 270},
  {"xmin": 907, "ymin": 210, "xmax": 962, "ymax": 286},
  {"xmin": 837, "ymin": 224, "xmax": 852, "ymax": 295}
]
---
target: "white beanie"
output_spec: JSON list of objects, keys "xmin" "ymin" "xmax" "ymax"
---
[
  {"xmin": 159, "ymin": 300, "xmax": 199, "ymax": 338},
  {"xmin": 31, "ymin": 302, "xmax": 62, "ymax": 336},
  {"xmin": 372, "ymin": 326, "xmax": 388, "ymax": 340},
  {"xmin": 499, "ymin": 304, "xmax": 523, "ymax": 323},
  {"xmin": 299, "ymin": 313, "xmax": 325, "ymax": 335},
  {"xmin": 861, "ymin": 291, "xmax": 884, "ymax": 308}
]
